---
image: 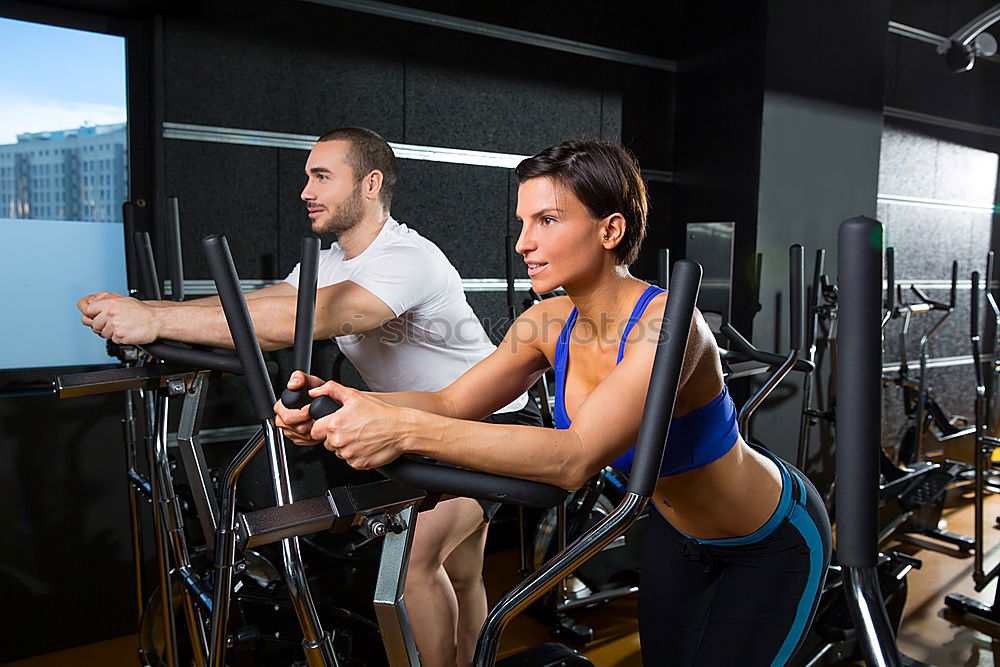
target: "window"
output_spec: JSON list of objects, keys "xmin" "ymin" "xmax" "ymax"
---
[{"xmin": 0, "ymin": 16, "xmax": 128, "ymax": 369}]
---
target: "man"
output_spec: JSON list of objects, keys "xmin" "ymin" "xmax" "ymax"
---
[{"xmin": 79, "ymin": 127, "xmax": 539, "ymax": 667}]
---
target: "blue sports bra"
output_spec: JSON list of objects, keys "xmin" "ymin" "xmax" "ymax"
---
[{"xmin": 553, "ymin": 285, "xmax": 739, "ymax": 477}]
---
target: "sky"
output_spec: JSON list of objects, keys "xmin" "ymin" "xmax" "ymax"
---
[{"xmin": 0, "ymin": 17, "xmax": 127, "ymax": 145}]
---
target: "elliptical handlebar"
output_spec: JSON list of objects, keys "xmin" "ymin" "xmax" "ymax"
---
[
  {"xmin": 202, "ymin": 234, "xmax": 278, "ymax": 421},
  {"xmin": 133, "ymin": 231, "xmax": 162, "ymax": 301},
  {"xmin": 140, "ymin": 341, "xmax": 249, "ymax": 375},
  {"xmin": 630, "ymin": 259, "xmax": 701, "ymax": 495},
  {"xmin": 790, "ymin": 244, "xmax": 804, "ymax": 351},
  {"xmin": 719, "ymin": 323, "xmax": 815, "ymax": 373},
  {"xmin": 972, "ymin": 271, "xmax": 981, "ymax": 341},
  {"xmin": 130, "ymin": 227, "xmax": 275, "ymax": 377},
  {"xmin": 280, "ymin": 236, "xmax": 321, "ymax": 410},
  {"xmin": 165, "ymin": 197, "xmax": 185, "ymax": 302},
  {"xmin": 306, "ymin": 395, "xmax": 568, "ymax": 508},
  {"xmin": 885, "ymin": 247, "xmax": 895, "ymax": 314},
  {"xmin": 987, "ymin": 251, "xmax": 999, "ymax": 319}
]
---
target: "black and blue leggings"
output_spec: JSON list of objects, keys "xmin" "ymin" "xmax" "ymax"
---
[{"xmin": 638, "ymin": 448, "xmax": 832, "ymax": 666}]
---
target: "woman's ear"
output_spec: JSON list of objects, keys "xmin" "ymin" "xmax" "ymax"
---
[{"xmin": 600, "ymin": 213, "xmax": 626, "ymax": 249}]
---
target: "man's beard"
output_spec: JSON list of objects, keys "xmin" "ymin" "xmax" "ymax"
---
[{"xmin": 312, "ymin": 183, "xmax": 364, "ymax": 234}]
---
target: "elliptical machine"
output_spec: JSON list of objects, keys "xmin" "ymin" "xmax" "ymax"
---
[{"xmin": 208, "ymin": 231, "xmax": 705, "ymax": 666}]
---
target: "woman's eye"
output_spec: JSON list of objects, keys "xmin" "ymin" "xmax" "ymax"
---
[{"xmin": 541, "ymin": 216, "xmax": 556, "ymax": 225}]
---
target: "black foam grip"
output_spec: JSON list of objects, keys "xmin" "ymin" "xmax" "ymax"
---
[
  {"xmin": 972, "ymin": 272, "xmax": 980, "ymax": 338},
  {"xmin": 202, "ymin": 234, "xmax": 276, "ymax": 421},
  {"xmin": 308, "ymin": 395, "xmax": 342, "ymax": 420},
  {"xmin": 132, "ymin": 232, "xmax": 161, "ymax": 301},
  {"xmin": 142, "ymin": 341, "xmax": 247, "ymax": 375},
  {"xmin": 836, "ymin": 216, "xmax": 883, "ymax": 569},
  {"xmin": 950, "ymin": 261, "xmax": 958, "ymax": 309},
  {"xmin": 122, "ymin": 202, "xmax": 139, "ymax": 294},
  {"xmin": 380, "ymin": 458, "xmax": 568, "ymax": 508},
  {"xmin": 885, "ymin": 247, "xmax": 895, "ymax": 312},
  {"xmin": 280, "ymin": 236, "xmax": 321, "ymax": 412},
  {"xmin": 165, "ymin": 197, "xmax": 184, "ymax": 302},
  {"xmin": 307, "ymin": 394, "xmax": 566, "ymax": 506},
  {"xmin": 789, "ymin": 245, "xmax": 804, "ymax": 350},
  {"xmin": 628, "ymin": 260, "xmax": 702, "ymax": 496}
]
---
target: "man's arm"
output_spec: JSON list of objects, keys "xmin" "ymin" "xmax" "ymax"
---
[
  {"xmin": 80, "ymin": 280, "xmax": 396, "ymax": 350},
  {"xmin": 176, "ymin": 281, "xmax": 298, "ymax": 306}
]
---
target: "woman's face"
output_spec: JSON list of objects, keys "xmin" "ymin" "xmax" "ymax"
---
[{"xmin": 515, "ymin": 176, "xmax": 608, "ymax": 294}]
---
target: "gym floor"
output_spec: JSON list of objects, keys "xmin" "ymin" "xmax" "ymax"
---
[{"xmin": 5, "ymin": 491, "xmax": 1000, "ymax": 667}]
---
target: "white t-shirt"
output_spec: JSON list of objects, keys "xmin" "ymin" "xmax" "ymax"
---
[{"xmin": 284, "ymin": 217, "xmax": 527, "ymax": 414}]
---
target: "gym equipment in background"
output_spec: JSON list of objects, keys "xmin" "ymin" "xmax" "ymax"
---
[{"xmin": 944, "ymin": 255, "xmax": 1000, "ymax": 625}]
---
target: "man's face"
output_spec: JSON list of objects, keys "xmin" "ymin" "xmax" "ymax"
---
[{"xmin": 300, "ymin": 139, "xmax": 364, "ymax": 234}]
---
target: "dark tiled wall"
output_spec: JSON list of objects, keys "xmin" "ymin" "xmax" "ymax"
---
[
  {"xmin": 158, "ymin": 0, "xmax": 675, "ymax": 431},
  {"xmin": 876, "ymin": 123, "xmax": 998, "ymax": 450}
]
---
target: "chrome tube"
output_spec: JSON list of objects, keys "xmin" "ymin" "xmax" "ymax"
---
[
  {"xmin": 209, "ymin": 429, "xmax": 265, "ymax": 667},
  {"xmin": 473, "ymin": 493, "xmax": 647, "ymax": 666},
  {"xmin": 844, "ymin": 567, "xmax": 902, "ymax": 667},
  {"xmin": 146, "ymin": 391, "xmax": 178, "ymax": 667},
  {"xmin": 155, "ymin": 392, "xmax": 209, "ymax": 667},
  {"xmin": 261, "ymin": 421, "xmax": 337, "ymax": 666},
  {"xmin": 738, "ymin": 349, "xmax": 799, "ymax": 436}
]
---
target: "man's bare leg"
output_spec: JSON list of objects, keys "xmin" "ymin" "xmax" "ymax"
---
[
  {"xmin": 405, "ymin": 497, "xmax": 488, "ymax": 667},
  {"xmin": 443, "ymin": 519, "xmax": 489, "ymax": 666}
]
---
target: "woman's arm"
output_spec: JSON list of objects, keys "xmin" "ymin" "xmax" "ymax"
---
[
  {"xmin": 275, "ymin": 304, "xmax": 553, "ymax": 444},
  {"xmin": 308, "ymin": 300, "xmax": 715, "ymax": 490}
]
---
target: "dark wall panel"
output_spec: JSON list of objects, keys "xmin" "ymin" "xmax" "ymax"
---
[
  {"xmin": 393, "ymin": 160, "xmax": 510, "ymax": 277},
  {"xmin": 164, "ymin": 140, "xmax": 279, "ymax": 279},
  {"xmin": 383, "ymin": 0, "xmax": 682, "ymax": 60},
  {"xmin": 163, "ymin": 4, "xmax": 406, "ymax": 138},
  {"xmin": 884, "ymin": 205, "xmax": 983, "ymax": 280},
  {"xmin": 404, "ymin": 63, "xmax": 606, "ymax": 155}
]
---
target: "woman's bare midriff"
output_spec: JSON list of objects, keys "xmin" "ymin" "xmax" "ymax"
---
[{"xmin": 650, "ymin": 437, "xmax": 783, "ymax": 540}]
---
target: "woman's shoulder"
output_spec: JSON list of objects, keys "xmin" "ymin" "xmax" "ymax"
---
[{"xmin": 509, "ymin": 296, "xmax": 575, "ymax": 352}]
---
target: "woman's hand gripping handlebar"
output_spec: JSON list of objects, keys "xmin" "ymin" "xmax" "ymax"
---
[{"xmin": 287, "ymin": 380, "xmax": 566, "ymax": 508}]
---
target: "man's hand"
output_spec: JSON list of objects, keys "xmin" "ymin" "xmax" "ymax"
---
[
  {"xmin": 78, "ymin": 292, "xmax": 161, "ymax": 344},
  {"xmin": 307, "ymin": 380, "xmax": 410, "ymax": 469},
  {"xmin": 274, "ymin": 371, "xmax": 327, "ymax": 446}
]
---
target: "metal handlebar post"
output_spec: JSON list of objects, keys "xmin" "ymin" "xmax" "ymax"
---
[
  {"xmin": 837, "ymin": 216, "xmax": 902, "ymax": 667},
  {"xmin": 473, "ymin": 260, "xmax": 702, "ymax": 666},
  {"xmin": 202, "ymin": 234, "xmax": 337, "ymax": 667}
]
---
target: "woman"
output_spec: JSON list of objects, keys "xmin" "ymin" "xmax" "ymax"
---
[{"xmin": 276, "ymin": 139, "xmax": 831, "ymax": 666}]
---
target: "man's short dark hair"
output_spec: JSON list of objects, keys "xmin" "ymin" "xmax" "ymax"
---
[
  {"xmin": 514, "ymin": 139, "xmax": 648, "ymax": 266},
  {"xmin": 318, "ymin": 127, "xmax": 397, "ymax": 209}
]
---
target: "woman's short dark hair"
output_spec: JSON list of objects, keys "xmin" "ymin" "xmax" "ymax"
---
[
  {"xmin": 318, "ymin": 127, "xmax": 397, "ymax": 209},
  {"xmin": 514, "ymin": 139, "xmax": 648, "ymax": 266}
]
